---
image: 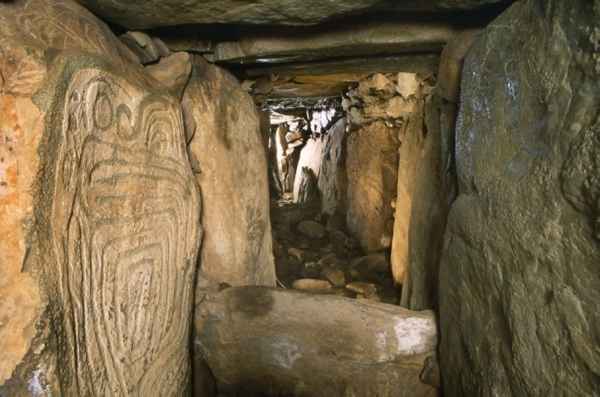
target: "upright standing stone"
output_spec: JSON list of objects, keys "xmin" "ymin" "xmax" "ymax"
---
[
  {"xmin": 318, "ymin": 118, "xmax": 347, "ymax": 216},
  {"xmin": 183, "ymin": 56, "xmax": 276, "ymax": 290},
  {"xmin": 345, "ymin": 121, "xmax": 398, "ymax": 252},
  {"xmin": 0, "ymin": 1, "xmax": 202, "ymax": 395},
  {"xmin": 440, "ymin": 0, "xmax": 600, "ymax": 395}
]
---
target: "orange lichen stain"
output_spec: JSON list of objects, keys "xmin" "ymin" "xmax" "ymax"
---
[
  {"xmin": 0, "ymin": 93, "xmax": 44, "ymax": 384},
  {"xmin": 5, "ymin": 165, "xmax": 17, "ymax": 186},
  {"xmin": 0, "ymin": 95, "xmax": 20, "ymax": 204}
]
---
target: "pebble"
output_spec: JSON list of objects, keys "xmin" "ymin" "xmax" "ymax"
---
[
  {"xmin": 346, "ymin": 282, "xmax": 378, "ymax": 297},
  {"xmin": 287, "ymin": 247, "xmax": 304, "ymax": 261},
  {"xmin": 292, "ymin": 278, "xmax": 332, "ymax": 291},
  {"xmin": 297, "ymin": 220, "xmax": 327, "ymax": 239},
  {"xmin": 322, "ymin": 267, "xmax": 346, "ymax": 287}
]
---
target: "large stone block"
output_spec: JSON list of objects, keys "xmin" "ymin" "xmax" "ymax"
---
[
  {"xmin": 318, "ymin": 118, "xmax": 347, "ymax": 216},
  {"xmin": 439, "ymin": 0, "xmax": 600, "ymax": 395},
  {"xmin": 345, "ymin": 121, "xmax": 398, "ymax": 253},
  {"xmin": 78, "ymin": 0, "xmax": 510, "ymax": 29},
  {"xmin": 195, "ymin": 286, "xmax": 439, "ymax": 397},
  {"xmin": 183, "ymin": 57, "xmax": 276, "ymax": 289},
  {"xmin": 0, "ymin": 1, "xmax": 201, "ymax": 395}
]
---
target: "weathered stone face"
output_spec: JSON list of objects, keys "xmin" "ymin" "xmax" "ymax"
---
[
  {"xmin": 184, "ymin": 57, "xmax": 276, "ymax": 289},
  {"xmin": 0, "ymin": 1, "xmax": 201, "ymax": 394},
  {"xmin": 439, "ymin": 0, "xmax": 600, "ymax": 395},
  {"xmin": 195, "ymin": 286, "xmax": 439, "ymax": 397},
  {"xmin": 318, "ymin": 118, "xmax": 347, "ymax": 216},
  {"xmin": 78, "ymin": 0, "xmax": 511, "ymax": 29},
  {"xmin": 345, "ymin": 120, "xmax": 398, "ymax": 253},
  {"xmin": 50, "ymin": 67, "xmax": 201, "ymax": 396}
]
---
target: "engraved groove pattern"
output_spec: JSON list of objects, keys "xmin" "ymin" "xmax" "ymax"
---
[{"xmin": 51, "ymin": 69, "xmax": 201, "ymax": 396}]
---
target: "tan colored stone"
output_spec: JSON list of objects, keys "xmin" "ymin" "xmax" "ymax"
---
[
  {"xmin": 183, "ymin": 56, "xmax": 276, "ymax": 289},
  {"xmin": 1, "ymin": 1, "xmax": 202, "ymax": 394},
  {"xmin": 145, "ymin": 51, "xmax": 192, "ymax": 98},
  {"xmin": 322, "ymin": 267, "xmax": 346, "ymax": 287},
  {"xmin": 396, "ymin": 72, "xmax": 420, "ymax": 98},
  {"xmin": 345, "ymin": 120, "xmax": 398, "ymax": 252},
  {"xmin": 346, "ymin": 282, "xmax": 378, "ymax": 297},
  {"xmin": 195, "ymin": 286, "xmax": 438, "ymax": 397},
  {"xmin": 287, "ymin": 247, "xmax": 304, "ymax": 261},
  {"xmin": 292, "ymin": 278, "xmax": 332, "ymax": 291},
  {"xmin": 437, "ymin": 30, "xmax": 480, "ymax": 102}
]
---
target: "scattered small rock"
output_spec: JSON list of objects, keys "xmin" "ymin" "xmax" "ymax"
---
[
  {"xmin": 346, "ymin": 282, "xmax": 378, "ymax": 297},
  {"xmin": 351, "ymin": 254, "xmax": 389, "ymax": 273},
  {"xmin": 318, "ymin": 253, "xmax": 338, "ymax": 266},
  {"xmin": 349, "ymin": 268, "xmax": 361, "ymax": 280},
  {"xmin": 287, "ymin": 247, "xmax": 304, "ymax": 261},
  {"xmin": 302, "ymin": 261, "xmax": 322, "ymax": 278},
  {"xmin": 292, "ymin": 278, "xmax": 332, "ymax": 291},
  {"xmin": 322, "ymin": 267, "xmax": 346, "ymax": 287},
  {"xmin": 297, "ymin": 220, "xmax": 327, "ymax": 239}
]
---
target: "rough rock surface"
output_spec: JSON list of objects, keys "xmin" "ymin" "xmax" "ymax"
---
[
  {"xmin": 395, "ymin": 30, "xmax": 476, "ymax": 311},
  {"xmin": 213, "ymin": 22, "xmax": 456, "ymax": 63},
  {"xmin": 292, "ymin": 136, "xmax": 327, "ymax": 202},
  {"xmin": 79, "ymin": 0, "xmax": 511, "ymax": 29},
  {"xmin": 344, "ymin": 74, "xmax": 407, "ymax": 253},
  {"xmin": 318, "ymin": 118, "xmax": 347, "ymax": 216},
  {"xmin": 195, "ymin": 286, "xmax": 438, "ymax": 397},
  {"xmin": 0, "ymin": 0, "xmax": 202, "ymax": 395},
  {"xmin": 440, "ymin": 0, "xmax": 600, "ymax": 395},
  {"xmin": 144, "ymin": 52, "xmax": 192, "ymax": 98},
  {"xmin": 345, "ymin": 120, "xmax": 398, "ymax": 253},
  {"xmin": 184, "ymin": 57, "xmax": 276, "ymax": 290}
]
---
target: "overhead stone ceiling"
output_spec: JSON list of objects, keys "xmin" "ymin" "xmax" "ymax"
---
[
  {"xmin": 78, "ymin": 0, "xmax": 513, "ymax": 103},
  {"xmin": 79, "ymin": 0, "xmax": 511, "ymax": 29}
]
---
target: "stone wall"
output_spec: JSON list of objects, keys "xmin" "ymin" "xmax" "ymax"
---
[{"xmin": 439, "ymin": 0, "xmax": 600, "ymax": 395}]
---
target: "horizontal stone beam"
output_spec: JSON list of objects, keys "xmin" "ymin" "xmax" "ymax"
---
[
  {"xmin": 244, "ymin": 54, "xmax": 440, "ymax": 78},
  {"xmin": 213, "ymin": 22, "xmax": 457, "ymax": 64},
  {"xmin": 194, "ymin": 286, "xmax": 439, "ymax": 397}
]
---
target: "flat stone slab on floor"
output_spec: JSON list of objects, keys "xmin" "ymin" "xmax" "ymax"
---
[{"xmin": 195, "ymin": 286, "xmax": 439, "ymax": 397}]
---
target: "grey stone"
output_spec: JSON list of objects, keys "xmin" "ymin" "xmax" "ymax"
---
[
  {"xmin": 322, "ymin": 267, "xmax": 346, "ymax": 287},
  {"xmin": 439, "ymin": 1, "xmax": 600, "ymax": 395},
  {"xmin": 0, "ymin": 1, "xmax": 201, "ymax": 394},
  {"xmin": 79, "ymin": 0, "xmax": 511, "ymax": 29},
  {"xmin": 184, "ymin": 56, "xmax": 277, "ymax": 290},
  {"xmin": 144, "ymin": 51, "xmax": 192, "ymax": 98},
  {"xmin": 297, "ymin": 220, "xmax": 327, "ymax": 239}
]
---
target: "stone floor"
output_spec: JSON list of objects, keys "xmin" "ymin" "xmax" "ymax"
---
[{"xmin": 270, "ymin": 195, "xmax": 399, "ymax": 304}]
